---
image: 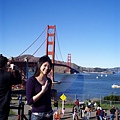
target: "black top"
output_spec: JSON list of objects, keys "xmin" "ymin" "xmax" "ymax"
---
[
  {"xmin": 26, "ymin": 76, "xmax": 52, "ymax": 113},
  {"xmin": 110, "ymin": 108, "xmax": 116, "ymax": 114},
  {"xmin": 0, "ymin": 69, "xmax": 21, "ymax": 116}
]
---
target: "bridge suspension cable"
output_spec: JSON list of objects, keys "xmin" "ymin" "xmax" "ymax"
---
[
  {"xmin": 55, "ymin": 54, "xmax": 59, "ymax": 61},
  {"xmin": 17, "ymin": 25, "xmax": 64, "ymax": 65},
  {"xmin": 55, "ymin": 30, "xmax": 64, "ymax": 62},
  {"xmin": 18, "ymin": 26, "xmax": 47, "ymax": 57},
  {"xmin": 28, "ymin": 39, "xmax": 46, "ymax": 60}
]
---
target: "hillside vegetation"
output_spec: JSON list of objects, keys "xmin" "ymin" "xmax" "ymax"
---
[{"xmin": 10, "ymin": 54, "xmax": 116, "ymax": 74}]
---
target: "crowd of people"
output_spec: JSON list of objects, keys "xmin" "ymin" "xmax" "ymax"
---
[{"xmin": 71, "ymin": 99, "xmax": 118, "ymax": 120}]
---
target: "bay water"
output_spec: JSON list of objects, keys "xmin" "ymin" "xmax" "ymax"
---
[{"xmin": 28, "ymin": 72, "xmax": 120, "ymax": 101}]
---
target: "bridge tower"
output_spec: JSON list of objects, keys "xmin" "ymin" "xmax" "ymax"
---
[
  {"xmin": 46, "ymin": 25, "xmax": 56, "ymax": 82},
  {"xmin": 67, "ymin": 53, "xmax": 71, "ymax": 74}
]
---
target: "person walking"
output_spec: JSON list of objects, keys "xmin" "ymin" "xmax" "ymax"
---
[
  {"xmin": 26, "ymin": 55, "xmax": 53, "ymax": 120},
  {"xmin": 0, "ymin": 54, "xmax": 22, "ymax": 120}
]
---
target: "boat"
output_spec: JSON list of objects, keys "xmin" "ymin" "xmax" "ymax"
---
[
  {"xmin": 111, "ymin": 84, "xmax": 120, "ymax": 88},
  {"xmin": 96, "ymin": 76, "xmax": 98, "ymax": 79},
  {"xmin": 52, "ymin": 81, "xmax": 61, "ymax": 84},
  {"xmin": 105, "ymin": 74, "xmax": 107, "ymax": 77},
  {"xmin": 101, "ymin": 74, "xmax": 103, "ymax": 77}
]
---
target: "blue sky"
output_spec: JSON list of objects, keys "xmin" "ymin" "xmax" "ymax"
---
[{"xmin": 0, "ymin": 0, "xmax": 120, "ymax": 68}]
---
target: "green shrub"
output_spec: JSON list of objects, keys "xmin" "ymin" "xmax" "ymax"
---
[
  {"xmin": 9, "ymin": 109, "xmax": 15, "ymax": 115},
  {"xmin": 103, "ymin": 95, "xmax": 120, "ymax": 101}
]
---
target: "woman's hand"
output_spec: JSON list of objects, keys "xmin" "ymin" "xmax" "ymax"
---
[
  {"xmin": 33, "ymin": 80, "xmax": 50, "ymax": 103},
  {"xmin": 41, "ymin": 80, "xmax": 50, "ymax": 93}
]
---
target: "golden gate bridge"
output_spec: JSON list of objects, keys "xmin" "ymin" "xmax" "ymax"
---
[{"xmin": 9, "ymin": 25, "xmax": 79, "ymax": 83}]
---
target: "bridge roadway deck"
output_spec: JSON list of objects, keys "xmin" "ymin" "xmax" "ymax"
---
[{"xmin": 8, "ymin": 104, "xmax": 110, "ymax": 120}]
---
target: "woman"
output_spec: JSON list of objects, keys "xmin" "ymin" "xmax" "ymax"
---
[
  {"xmin": 85, "ymin": 105, "xmax": 91, "ymax": 120},
  {"xmin": 26, "ymin": 55, "xmax": 53, "ymax": 120},
  {"xmin": 72, "ymin": 105, "xmax": 78, "ymax": 120}
]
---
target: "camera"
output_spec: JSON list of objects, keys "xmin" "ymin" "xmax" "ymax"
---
[{"xmin": 10, "ymin": 64, "xmax": 18, "ymax": 70}]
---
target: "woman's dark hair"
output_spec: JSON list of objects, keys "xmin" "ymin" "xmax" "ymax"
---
[
  {"xmin": 34, "ymin": 55, "xmax": 52, "ymax": 77},
  {"xmin": 0, "ymin": 54, "xmax": 8, "ymax": 68}
]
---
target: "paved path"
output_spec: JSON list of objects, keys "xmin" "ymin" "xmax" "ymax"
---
[
  {"xmin": 8, "ymin": 104, "xmax": 30, "ymax": 120},
  {"xmin": 8, "ymin": 105, "xmax": 110, "ymax": 120}
]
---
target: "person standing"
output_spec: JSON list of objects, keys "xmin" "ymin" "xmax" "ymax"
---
[
  {"xmin": 72, "ymin": 105, "xmax": 77, "ymax": 120},
  {"xmin": 62, "ymin": 108, "xmax": 65, "ymax": 116},
  {"xmin": 75, "ymin": 99, "xmax": 79, "ymax": 112},
  {"xmin": 54, "ymin": 100, "xmax": 58, "ymax": 111},
  {"xmin": 0, "ymin": 54, "xmax": 22, "ymax": 120},
  {"xmin": 26, "ymin": 55, "xmax": 53, "ymax": 120},
  {"xmin": 110, "ymin": 105, "xmax": 116, "ymax": 120},
  {"xmin": 85, "ymin": 99, "xmax": 88, "ymax": 107},
  {"xmin": 54, "ymin": 110, "xmax": 60, "ymax": 120},
  {"xmin": 85, "ymin": 105, "xmax": 91, "ymax": 120},
  {"xmin": 99, "ymin": 109, "xmax": 105, "ymax": 120},
  {"xmin": 96, "ymin": 108, "xmax": 101, "ymax": 120},
  {"xmin": 18, "ymin": 94, "xmax": 22, "ymax": 105},
  {"xmin": 79, "ymin": 103, "xmax": 85, "ymax": 118}
]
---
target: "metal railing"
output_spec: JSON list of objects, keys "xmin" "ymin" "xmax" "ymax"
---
[{"xmin": 10, "ymin": 102, "xmax": 28, "ymax": 120}]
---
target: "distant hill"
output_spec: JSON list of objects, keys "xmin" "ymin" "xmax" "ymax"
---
[
  {"xmin": 10, "ymin": 54, "xmax": 117, "ymax": 74},
  {"xmin": 13, "ymin": 54, "xmax": 40, "ymax": 62}
]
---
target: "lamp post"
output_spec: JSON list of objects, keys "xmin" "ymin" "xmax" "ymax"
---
[
  {"xmin": 24, "ymin": 57, "xmax": 28, "ymax": 80},
  {"xmin": 100, "ymin": 95, "xmax": 101, "ymax": 105}
]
